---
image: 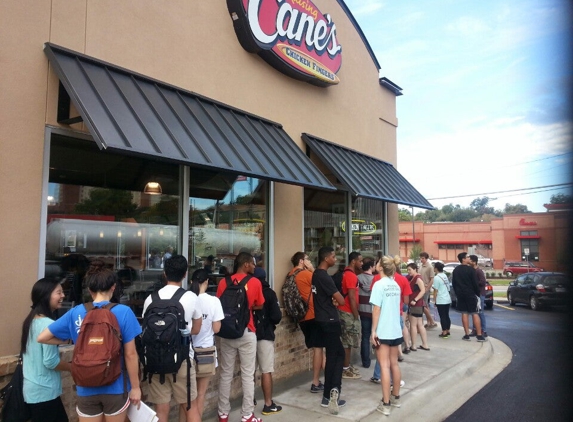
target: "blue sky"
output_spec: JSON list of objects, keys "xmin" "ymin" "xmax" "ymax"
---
[{"xmin": 344, "ymin": 0, "xmax": 572, "ymax": 212}]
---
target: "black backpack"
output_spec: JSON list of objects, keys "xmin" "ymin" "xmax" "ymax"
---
[
  {"xmin": 217, "ymin": 275, "xmax": 252, "ymax": 339},
  {"xmin": 138, "ymin": 288, "xmax": 189, "ymax": 384},
  {"xmin": 333, "ymin": 268, "xmax": 353, "ymax": 297},
  {"xmin": 282, "ymin": 269, "xmax": 311, "ymax": 321}
]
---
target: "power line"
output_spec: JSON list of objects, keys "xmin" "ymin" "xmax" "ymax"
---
[
  {"xmin": 427, "ymin": 182, "xmax": 573, "ymax": 201},
  {"xmin": 496, "ymin": 151, "xmax": 573, "ymax": 169}
]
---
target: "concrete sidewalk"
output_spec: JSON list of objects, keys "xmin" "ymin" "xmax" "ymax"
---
[{"xmin": 204, "ymin": 324, "xmax": 512, "ymax": 422}]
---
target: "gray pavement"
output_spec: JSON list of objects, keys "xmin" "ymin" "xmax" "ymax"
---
[{"xmin": 203, "ymin": 324, "xmax": 512, "ymax": 421}]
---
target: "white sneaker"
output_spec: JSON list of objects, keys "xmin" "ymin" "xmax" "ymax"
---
[{"xmin": 390, "ymin": 379, "xmax": 405, "ymax": 388}]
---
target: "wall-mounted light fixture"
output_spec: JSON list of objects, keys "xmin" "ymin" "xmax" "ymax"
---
[{"xmin": 144, "ymin": 181, "xmax": 162, "ymax": 195}]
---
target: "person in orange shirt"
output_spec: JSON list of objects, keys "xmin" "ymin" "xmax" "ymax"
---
[
  {"xmin": 216, "ymin": 252, "xmax": 265, "ymax": 422},
  {"xmin": 338, "ymin": 252, "xmax": 363, "ymax": 379},
  {"xmin": 289, "ymin": 252, "xmax": 325, "ymax": 393}
]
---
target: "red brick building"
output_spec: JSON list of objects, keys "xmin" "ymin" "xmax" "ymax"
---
[{"xmin": 399, "ymin": 205, "xmax": 571, "ymax": 271}]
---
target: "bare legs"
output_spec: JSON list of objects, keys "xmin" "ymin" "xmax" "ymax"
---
[
  {"xmin": 461, "ymin": 313, "xmax": 482, "ymax": 335},
  {"xmin": 408, "ymin": 314, "xmax": 428, "ymax": 349},
  {"xmin": 376, "ymin": 344, "xmax": 401, "ymax": 404}
]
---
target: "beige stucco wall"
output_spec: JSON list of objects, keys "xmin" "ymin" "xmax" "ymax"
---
[{"xmin": 0, "ymin": 0, "xmax": 399, "ymax": 356}]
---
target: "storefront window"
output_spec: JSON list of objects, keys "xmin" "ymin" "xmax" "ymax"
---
[
  {"xmin": 188, "ymin": 174, "xmax": 268, "ymax": 290},
  {"xmin": 351, "ymin": 197, "xmax": 384, "ymax": 261},
  {"xmin": 45, "ymin": 134, "xmax": 180, "ymax": 316},
  {"xmin": 304, "ymin": 189, "xmax": 347, "ymax": 269}
]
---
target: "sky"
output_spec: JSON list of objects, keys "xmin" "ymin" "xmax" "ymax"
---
[{"xmin": 344, "ymin": 0, "xmax": 572, "ymax": 213}]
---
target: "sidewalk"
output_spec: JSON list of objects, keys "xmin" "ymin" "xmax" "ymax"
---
[{"xmin": 203, "ymin": 324, "xmax": 512, "ymax": 422}]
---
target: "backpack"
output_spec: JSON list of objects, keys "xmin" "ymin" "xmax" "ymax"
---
[
  {"xmin": 71, "ymin": 303, "xmax": 123, "ymax": 387},
  {"xmin": 333, "ymin": 268, "xmax": 353, "ymax": 297},
  {"xmin": 139, "ymin": 288, "xmax": 189, "ymax": 384},
  {"xmin": 217, "ymin": 275, "xmax": 252, "ymax": 339},
  {"xmin": 282, "ymin": 269, "xmax": 311, "ymax": 321}
]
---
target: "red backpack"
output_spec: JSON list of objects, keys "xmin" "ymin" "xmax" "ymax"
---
[{"xmin": 71, "ymin": 303, "xmax": 123, "ymax": 387}]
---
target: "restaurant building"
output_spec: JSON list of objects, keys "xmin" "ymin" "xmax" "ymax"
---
[
  {"xmin": 0, "ymin": 0, "xmax": 432, "ymax": 416},
  {"xmin": 399, "ymin": 206, "xmax": 570, "ymax": 271}
]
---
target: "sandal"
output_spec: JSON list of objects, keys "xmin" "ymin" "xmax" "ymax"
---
[
  {"xmin": 409, "ymin": 346, "xmax": 417, "ymax": 351},
  {"xmin": 419, "ymin": 346, "xmax": 430, "ymax": 351}
]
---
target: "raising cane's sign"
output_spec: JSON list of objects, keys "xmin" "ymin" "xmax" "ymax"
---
[{"xmin": 227, "ymin": 0, "xmax": 342, "ymax": 87}]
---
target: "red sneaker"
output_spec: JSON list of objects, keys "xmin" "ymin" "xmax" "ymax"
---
[
  {"xmin": 218, "ymin": 413, "xmax": 229, "ymax": 422},
  {"xmin": 242, "ymin": 413, "xmax": 262, "ymax": 422}
]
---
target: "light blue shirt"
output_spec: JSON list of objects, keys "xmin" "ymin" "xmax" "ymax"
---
[
  {"xmin": 23, "ymin": 317, "xmax": 62, "ymax": 403},
  {"xmin": 370, "ymin": 276, "xmax": 402, "ymax": 340},
  {"xmin": 433, "ymin": 274, "xmax": 452, "ymax": 305}
]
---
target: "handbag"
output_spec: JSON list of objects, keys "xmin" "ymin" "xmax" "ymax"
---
[
  {"xmin": 0, "ymin": 354, "xmax": 31, "ymax": 422},
  {"xmin": 193, "ymin": 346, "xmax": 217, "ymax": 378}
]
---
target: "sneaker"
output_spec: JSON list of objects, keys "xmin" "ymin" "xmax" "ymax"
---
[
  {"xmin": 342, "ymin": 368, "xmax": 361, "ymax": 379},
  {"xmin": 218, "ymin": 412, "xmax": 229, "ymax": 422},
  {"xmin": 310, "ymin": 381, "xmax": 324, "ymax": 393},
  {"xmin": 370, "ymin": 377, "xmax": 381, "ymax": 384},
  {"xmin": 376, "ymin": 401, "xmax": 392, "ymax": 416},
  {"xmin": 462, "ymin": 335, "xmax": 471, "ymax": 341},
  {"xmin": 262, "ymin": 401, "xmax": 282, "ymax": 415},
  {"xmin": 350, "ymin": 365, "xmax": 361, "ymax": 376},
  {"xmin": 483, "ymin": 331, "xmax": 488, "ymax": 337},
  {"xmin": 241, "ymin": 414, "xmax": 262, "ymax": 422},
  {"xmin": 390, "ymin": 394, "xmax": 401, "ymax": 408},
  {"xmin": 390, "ymin": 380, "xmax": 405, "ymax": 388},
  {"xmin": 321, "ymin": 388, "xmax": 346, "ymax": 415},
  {"xmin": 320, "ymin": 393, "xmax": 345, "ymax": 409},
  {"xmin": 469, "ymin": 330, "xmax": 477, "ymax": 337},
  {"xmin": 476, "ymin": 335, "xmax": 487, "ymax": 342},
  {"xmin": 439, "ymin": 333, "xmax": 450, "ymax": 338}
]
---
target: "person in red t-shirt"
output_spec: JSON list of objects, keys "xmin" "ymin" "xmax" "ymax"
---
[
  {"xmin": 338, "ymin": 252, "xmax": 363, "ymax": 379},
  {"xmin": 216, "ymin": 252, "xmax": 265, "ymax": 422}
]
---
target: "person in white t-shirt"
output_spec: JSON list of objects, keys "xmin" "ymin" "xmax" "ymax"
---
[
  {"xmin": 142, "ymin": 255, "xmax": 203, "ymax": 422},
  {"xmin": 190, "ymin": 269, "xmax": 224, "ymax": 419}
]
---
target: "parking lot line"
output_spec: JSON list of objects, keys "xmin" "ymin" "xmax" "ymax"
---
[{"xmin": 495, "ymin": 303, "xmax": 515, "ymax": 311}]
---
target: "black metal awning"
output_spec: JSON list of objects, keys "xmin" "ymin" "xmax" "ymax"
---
[
  {"xmin": 44, "ymin": 43, "xmax": 334, "ymax": 191},
  {"xmin": 302, "ymin": 133, "xmax": 434, "ymax": 209}
]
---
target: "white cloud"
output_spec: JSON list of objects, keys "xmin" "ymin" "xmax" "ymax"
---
[
  {"xmin": 345, "ymin": 0, "xmax": 385, "ymax": 17},
  {"xmin": 446, "ymin": 16, "xmax": 490, "ymax": 36}
]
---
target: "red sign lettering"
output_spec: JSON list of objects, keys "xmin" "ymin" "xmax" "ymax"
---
[
  {"xmin": 519, "ymin": 218, "xmax": 537, "ymax": 226},
  {"xmin": 228, "ymin": 0, "xmax": 342, "ymax": 87}
]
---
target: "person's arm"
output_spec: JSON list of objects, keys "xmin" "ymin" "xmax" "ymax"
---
[
  {"xmin": 347, "ymin": 288, "xmax": 359, "ymax": 319},
  {"xmin": 473, "ymin": 270, "xmax": 481, "ymax": 296},
  {"xmin": 212, "ymin": 320, "xmax": 221, "ymax": 334},
  {"xmin": 409, "ymin": 278, "xmax": 425, "ymax": 306},
  {"xmin": 332, "ymin": 291, "xmax": 345, "ymax": 306},
  {"xmin": 37, "ymin": 327, "xmax": 67, "ymax": 346},
  {"xmin": 190, "ymin": 317, "xmax": 202, "ymax": 335},
  {"xmin": 123, "ymin": 339, "xmax": 141, "ymax": 409},
  {"xmin": 370, "ymin": 304, "xmax": 381, "ymax": 346}
]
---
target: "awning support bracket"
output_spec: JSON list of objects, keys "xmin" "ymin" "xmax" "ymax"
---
[{"xmin": 57, "ymin": 81, "xmax": 83, "ymax": 125}]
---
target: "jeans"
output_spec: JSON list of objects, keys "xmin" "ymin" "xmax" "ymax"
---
[
  {"xmin": 373, "ymin": 360, "xmax": 381, "ymax": 380},
  {"xmin": 473, "ymin": 295, "xmax": 486, "ymax": 332},
  {"xmin": 360, "ymin": 317, "xmax": 372, "ymax": 367},
  {"xmin": 319, "ymin": 321, "xmax": 345, "ymax": 400}
]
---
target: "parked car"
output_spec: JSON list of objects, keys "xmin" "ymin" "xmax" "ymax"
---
[
  {"xmin": 476, "ymin": 254, "xmax": 493, "ymax": 267},
  {"xmin": 443, "ymin": 262, "xmax": 460, "ymax": 273},
  {"xmin": 449, "ymin": 280, "xmax": 494, "ymax": 310},
  {"xmin": 503, "ymin": 261, "xmax": 544, "ymax": 277},
  {"xmin": 507, "ymin": 272, "xmax": 570, "ymax": 311}
]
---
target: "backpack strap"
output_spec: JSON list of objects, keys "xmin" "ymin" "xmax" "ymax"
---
[{"xmin": 170, "ymin": 287, "xmax": 187, "ymax": 303}]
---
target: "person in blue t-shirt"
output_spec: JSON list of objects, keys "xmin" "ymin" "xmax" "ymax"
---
[
  {"xmin": 38, "ymin": 260, "xmax": 142, "ymax": 422},
  {"xmin": 21, "ymin": 277, "xmax": 71, "ymax": 422},
  {"xmin": 370, "ymin": 255, "xmax": 404, "ymax": 417}
]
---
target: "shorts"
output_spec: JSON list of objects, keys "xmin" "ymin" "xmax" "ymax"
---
[
  {"xmin": 299, "ymin": 319, "xmax": 325, "ymax": 348},
  {"xmin": 256, "ymin": 340, "xmax": 275, "ymax": 373},
  {"xmin": 456, "ymin": 295, "xmax": 480, "ymax": 314},
  {"xmin": 338, "ymin": 310, "xmax": 360, "ymax": 348},
  {"xmin": 148, "ymin": 360, "xmax": 198, "ymax": 404},
  {"xmin": 76, "ymin": 394, "xmax": 130, "ymax": 417},
  {"xmin": 375, "ymin": 337, "xmax": 404, "ymax": 347}
]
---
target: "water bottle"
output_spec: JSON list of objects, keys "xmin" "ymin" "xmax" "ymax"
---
[{"xmin": 180, "ymin": 328, "xmax": 190, "ymax": 346}]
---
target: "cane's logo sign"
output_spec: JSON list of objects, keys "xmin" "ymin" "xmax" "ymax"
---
[{"xmin": 228, "ymin": 0, "xmax": 342, "ymax": 87}]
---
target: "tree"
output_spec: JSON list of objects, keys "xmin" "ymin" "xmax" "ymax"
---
[
  {"xmin": 409, "ymin": 245, "xmax": 422, "ymax": 262},
  {"xmin": 470, "ymin": 196, "xmax": 495, "ymax": 215},
  {"xmin": 550, "ymin": 193, "xmax": 573, "ymax": 204},
  {"xmin": 398, "ymin": 208, "xmax": 412, "ymax": 221},
  {"xmin": 74, "ymin": 188, "xmax": 136, "ymax": 220},
  {"xmin": 503, "ymin": 203, "xmax": 531, "ymax": 214}
]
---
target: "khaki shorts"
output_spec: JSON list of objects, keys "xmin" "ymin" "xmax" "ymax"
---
[
  {"xmin": 256, "ymin": 340, "xmax": 275, "ymax": 373},
  {"xmin": 338, "ymin": 310, "xmax": 360, "ymax": 348},
  {"xmin": 148, "ymin": 360, "xmax": 198, "ymax": 404}
]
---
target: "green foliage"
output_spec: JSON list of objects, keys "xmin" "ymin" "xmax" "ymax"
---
[
  {"xmin": 503, "ymin": 203, "xmax": 531, "ymax": 214},
  {"xmin": 550, "ymin": 193, "xmax": 573, "ymax": 204},
  {"xmin": 398, "ymin": 208, "xmax": 412, "ymax": 221},
  {"xmin": 74, "ymin": 188, "xmax": 136, "ymax": 220},
  {"xmin": 409, "ymin": 245, "xmax": 422, "ymax": 262}
]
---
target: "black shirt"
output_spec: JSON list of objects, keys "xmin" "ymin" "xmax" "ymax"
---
[
  {"xmin": 312, "ymin": 269, "xmax": 340, "ymax": 323},
  {"xmin": 452, "ymin": 264, "xmax": 480, "ymax": 298}
]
